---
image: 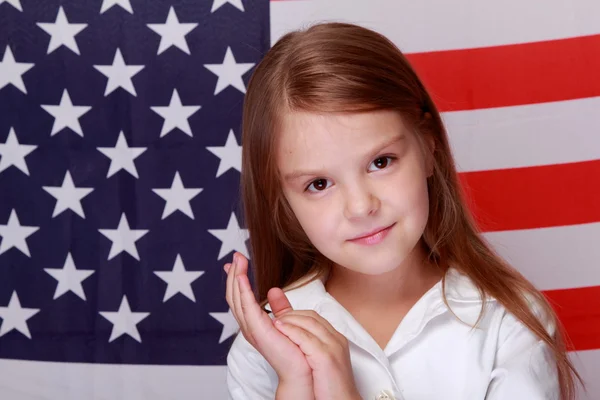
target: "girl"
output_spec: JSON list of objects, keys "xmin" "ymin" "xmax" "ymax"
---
[{"xmin": 224, "ymin": 22, "xmax": 582, "ymax": 400}]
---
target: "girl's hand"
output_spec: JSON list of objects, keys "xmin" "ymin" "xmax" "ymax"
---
[
  {"xmin": 273, "ymin": 310, "xmax": 362, "ymax": 400},
  {"xmin": 224, "ymin": 252, "xmax": 314, "ymax": 393}
]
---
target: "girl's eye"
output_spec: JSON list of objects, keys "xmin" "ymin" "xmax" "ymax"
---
[
  {"xmin": 368, "ymin": 156, "xmax": 395, "ymax": 171},
  {"xmin": 305, "ymin": 178, "xmax": 331, "ymax": 193}
]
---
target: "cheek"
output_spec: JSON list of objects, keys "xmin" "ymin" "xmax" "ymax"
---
[
  {"xmin": 385, "ymin": 169, "xmax": 430, "ymax": 222},
  {"xmin": 286, "ymin": 195, "xmax": 336, "ymax": 242}
]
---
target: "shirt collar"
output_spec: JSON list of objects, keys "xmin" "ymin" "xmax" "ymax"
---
[
  {"xmin": 265, "ymin": 267, "xmax": 495, "ymax": 358},
  {"xmin": 270, "ymin": 267, "xmax": 492, "ymax": 308}
]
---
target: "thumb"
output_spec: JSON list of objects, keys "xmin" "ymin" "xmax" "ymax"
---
[{"xmin": 267, "ymin": 287, "xmax": 293, "ymax": 318}]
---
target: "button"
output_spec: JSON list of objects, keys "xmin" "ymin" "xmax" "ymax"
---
[{"xmin": 375, "ymin": 390, "xmax": 395, "ymax": 400}]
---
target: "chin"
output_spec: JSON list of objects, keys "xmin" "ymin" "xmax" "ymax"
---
[
  {"xmin": 336, "ymin": 251, "xmax": 411, "ymax": 276},
  {"xmin": 352, "ymin": 237, "xmax": 423, "ymax": 273}
]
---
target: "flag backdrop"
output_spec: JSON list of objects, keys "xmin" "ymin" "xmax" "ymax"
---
[{"xmin": 0, "ymin": 0, "xmax": 598, "ymax": 399}]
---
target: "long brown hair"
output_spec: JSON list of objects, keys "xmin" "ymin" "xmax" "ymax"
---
[{"xmin": 239, "ymin": 22, "xmax": 582, "ymax": 399}]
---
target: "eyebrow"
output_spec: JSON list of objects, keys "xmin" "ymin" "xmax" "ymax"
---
[{"xmin": 283, "ymin": 133, "xmax": 405, "ymax": 182}]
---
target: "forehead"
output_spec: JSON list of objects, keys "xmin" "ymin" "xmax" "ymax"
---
[{"xmin": 277, "ymin": 110, "xmax": 409, "ymax": 167}]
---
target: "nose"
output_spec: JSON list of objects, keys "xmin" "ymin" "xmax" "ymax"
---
[{"xmin": 343, "ymin": 182, "xmax": 380, "ymax": 220}]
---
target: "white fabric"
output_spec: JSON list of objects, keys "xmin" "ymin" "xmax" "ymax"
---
[{"xmin": 226, "ymin": 268, "xmax": 558, "ymax": 400}]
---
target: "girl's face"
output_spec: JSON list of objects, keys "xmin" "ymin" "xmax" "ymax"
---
[{"xmin": 277, "ymin": 110, "xmax": 434, "ymax": 276}]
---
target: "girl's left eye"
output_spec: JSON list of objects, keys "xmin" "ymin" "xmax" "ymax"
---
[{"xmin": 368, "ymin": 156, "xmax": 395, "ymax": 171}]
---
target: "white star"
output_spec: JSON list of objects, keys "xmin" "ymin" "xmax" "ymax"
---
[
  {"xmin": 93, "ymin": 49, "xmax": 144, "ymax": 96},
  {"xmin": 44, "ymin": 253, "xmax": 95, "ymax": 300},
  {"xmin": 40, "ymin": 89, "xmax": 91, "ymax": 137},
  {"xmin": 0, "ymin": 128, "xmax": 37, "ymax": 175},
  {"xmin": 37, "ymin": 7, "xmax": 87, "ymax": 55},
  {"xmin": 204, "ymin": 46, "xmax": 254, "ymax": 95},
  {"xmin": 0, "ymin": 209, "xmax": 39, "ymax": 257},
  {"xmin": 152, "ymin": 172, "xmax": 203, "ymax": 220},
  {"xmin": 0, "ymin": 46, "xmax": 34, "ymax": 94},
  {"xmin": 43, "ymin": 171, "xmax": 94, "ymax": 218},
  {"xmin": 150, "ymin": 89, "xmax": 201, "ymax": 137},
  {"xmin": 208, "ymin": 213, "xmax": 249, "ymax": 260},
  {"xmin": 154, "ymin": 254, "xmax": 204, "ymax": 302},
  {"xmin": 0, "ymin": 292, "xmax": 40, "ymax": 339},
  {"xmin": 99, "ymin": 296, "xmax": 149, "ymax": 342},
  {"xmin": 99, "ymin": 213, "xmax": 148, "ymax": 261},
  {"xmin": 100, "ymin": 0, "xmax": 133, "ymax": 14},
  {"xmin": 206, "ymin": 129, "xmax": 242, "ymax": 177},
  {"xmin": 0, "ymin": 0, "xmax": 22, "ymax": 12},
  {"xmin": 209, "ymin": 309, "xmax": 239, "ymax": 343},
  {"xmin": 147, "ymin": 6, "xmax": 198, "ymax": 55},
  {"xmin": 97, "ymin": 132, "xmax": 147, "ymax": 178},
  {"xmin": 211, "ymin": 0, "xmax": 245, "ymax": 13}
]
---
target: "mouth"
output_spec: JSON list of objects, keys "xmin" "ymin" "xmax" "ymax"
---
[{"xmin": 348, "ymin": 223, "xmax": 396, "ymax": 245}]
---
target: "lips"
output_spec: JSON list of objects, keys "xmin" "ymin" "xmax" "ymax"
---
[{"xmin": 349, "ymin": 223, "xmax": 394, "ymax": 241}]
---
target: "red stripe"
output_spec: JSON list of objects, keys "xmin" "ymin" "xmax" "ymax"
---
[
  {"xmin": 459, "ymin": 159, "xmax": 600, "ymax": 232},
  {"xmin": 544, "ymin": 286, "xmax": 600, "ymax": 352},
  {"xmin": 407, "ymin": 34, "xmax": 600, "ymax": 111}
]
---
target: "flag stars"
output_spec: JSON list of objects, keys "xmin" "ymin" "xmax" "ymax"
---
[
  {"xmin": 0, "ymin": 209, "xmax": 39, "ymax": 257},
  {"xmin": 206, "ymin": 129, "xmax": 242, "ymax": 177},
  {"xmin": 152, "ymin": 172, "xmax": 203, "ymax": 220},
  {"xmin": 99, "ymin": 296, "xmax": 149, "ymax": 342},
  {"xmin": 40, "ymin": 89, "xmax": 92, "ymax": 137},
  {"xmin": 37, "ymin": 6, "xmax": 87, "ymax": 55},
  {"xmin": 42, "ymin": 171, "xmax": 94, "ymax": 218},
  {"xmin": 150, "ymin": 89, "xmax": 201, "ymax": 138},
  {"xmin": 208, "ymin": 213, "xmax": 249, "ymax": 260},
  {"xmin": 154, "ymin": 254, "xmax": 205, "ymax": 302},
  {"xmin": 0, "ymin": 292, "xmax": 40, "ymax": 339},
  {"xmin": 98, "ymin": 213, "xmax": 148, "ymax": 261},
  {"xmin": 211, "ymin": 0, "xmax": 245, "ymax": 13},
  {"xmin": 204, "ymin": 46, "xmax": 254, "ymax": 95},
  {"xmin": 94, "ymin": 49, "xmax": 144, "ymax": 96},
  {"xmin": 147, "ymin": 7, "xmax": 198, "ymax": 55},
  {"xmin": 0, "ymin": 0, "xmax": 22, "ymax": 11},
  {"xmin": 0, "ymin": 46, "xmax": 34, "ymax": 94},
  {"xmin": 97, "ymin": 132, "xmax": 147, "ymax": 178},
  {"xmin": 0, "ymin": 128, "xmax": 37, "ymax": 176},
  {"xmin": 44, "ymin": 253, "xmax": 95, "ymax": 300},
  {"xmin": 209, "ymin": 309, "xmax": 239, "ymax": 343},
  {"xmin": 100, "ymin": 0, "xmax": 133, "ymax": 14}
]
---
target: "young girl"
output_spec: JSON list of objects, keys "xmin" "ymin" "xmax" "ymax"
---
[{"xmin": 224, "ymin": 22, "xmax": 582, "ymax": 400}]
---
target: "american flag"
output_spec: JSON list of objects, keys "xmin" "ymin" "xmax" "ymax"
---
[
  {"xmin": 0, "ymin": 0, "xmax": 599, "ymax": 399},
  {"xmin": 0, "ymin": 0, "xmax": 261, "ymax": 398}
]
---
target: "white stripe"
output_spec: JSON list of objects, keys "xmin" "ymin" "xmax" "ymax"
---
[
  {"xmin": 0, "ymin": 352, "xmax": 597, "ymax": 399},
  {"xmin": 271, "ymin": 0, "xmax": 600, "ymax": 52},
  {"xmin": 483, "ymin": 222, "xmax": 600, "ymax": 291},
  {"xmin": 0, "ymin": 360, "xmax": 227, "ymax": 400},
  {"xmin": 571, "ymin": 349, "xmax": 600, "ymax": 400},
  {"xmin": 443, "ymin": 96, "xmax": 600, "ymax": 172}
]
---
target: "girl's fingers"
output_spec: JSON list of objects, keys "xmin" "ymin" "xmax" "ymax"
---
[
  {"xmin": 279, "ymin": 310, "xmax": 340, "ymax": 338},
  {"xmin": 237, "ymin": 272, "xmax": 274, "ymax": 340},
  {"xmin": 275, "ymin": 314, "xmax": 338, "ymax": 346},
  {"xmin": 273, "ymin": 319, "xmax": 326, "ymax": 358},
  {"xmin": 226, "ymin": 256, "xmax": 244, "ymax": 331},
  {"xmin": 225, "ymin": 258, "xmax": 235, "ymax": 309},
  {"xmin": 231, "ymin": 255, "xmax": 247, "ymax": 332}
]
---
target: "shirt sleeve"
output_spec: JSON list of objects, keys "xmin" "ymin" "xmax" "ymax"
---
[
  {"xmin": 226, "ymin": 332, "xmax": 278, "ymax": 400},
  {"xmin": 485, "ymin": 309, "xmax": 560, "ymax": 400}
]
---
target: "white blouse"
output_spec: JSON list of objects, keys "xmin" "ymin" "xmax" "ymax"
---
[{"xmin": 226, "ymin": 268, "xmax": 559, "ymax": 400}]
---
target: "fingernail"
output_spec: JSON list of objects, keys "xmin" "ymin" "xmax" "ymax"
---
[
  {"xmin": 232, "ymin": 253, "xmax": 238, "ymax": 266},
  {"xmin": 224, "ymin": 264, "xmax": 230, "ymax": 273},
  {"xmin": 274, "ymin": 319, "xmax": 284, "ymax": 326}
]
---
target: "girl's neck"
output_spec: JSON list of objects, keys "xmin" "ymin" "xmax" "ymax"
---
[{"xmin": 324, "ymin": 243, "xmax": 444, "ymax": 310}]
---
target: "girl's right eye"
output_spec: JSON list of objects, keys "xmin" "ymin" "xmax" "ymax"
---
[{"xmin": 305, "ymin": 178, "xmax": 331, "ymax": 193}]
